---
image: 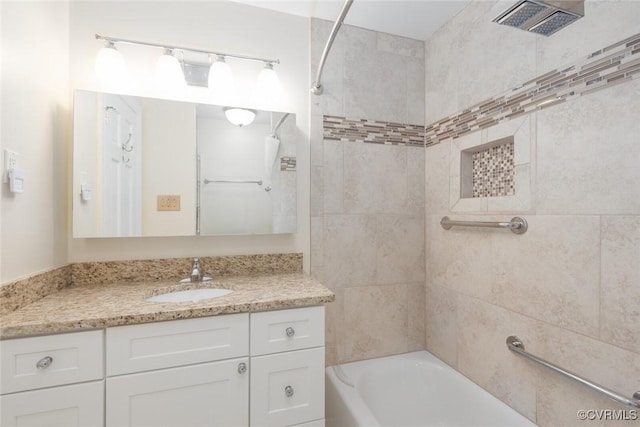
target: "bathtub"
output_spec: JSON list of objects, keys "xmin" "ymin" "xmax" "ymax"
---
[{"xmin": 326, "ymin": 351, "xmax": 537, "ymax": 427}]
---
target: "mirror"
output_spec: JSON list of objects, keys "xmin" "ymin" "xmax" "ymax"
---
[{"xmin": 72, "ymin": 90, "xmax": 297, "ymax": 238}]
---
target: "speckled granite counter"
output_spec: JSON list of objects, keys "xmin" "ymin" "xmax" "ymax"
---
[{"xmin": 0, "ymin": 273, "xmax": 334, "ymax": 339}]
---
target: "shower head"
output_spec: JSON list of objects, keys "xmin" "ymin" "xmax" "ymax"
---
[{"xmin": 493, "ymin": 0, "xmax": 584, "ymax": 36}]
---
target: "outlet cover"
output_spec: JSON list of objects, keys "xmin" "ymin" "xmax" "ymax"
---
[{"xmin": 157, "ymin": 195, "xmax": 181, "ymax": 211}]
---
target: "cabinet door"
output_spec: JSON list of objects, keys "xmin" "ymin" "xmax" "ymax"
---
[
  {"xmin": 0, "ymin": 381, "xmax": 104, "ymax": 427},
  {"xmin": 106, "ymin": 357, "xmax": 248, "ymax": 427},
  {"xmin": 251, "ymin": 348, "xmax": 324, "ymax": 427}
]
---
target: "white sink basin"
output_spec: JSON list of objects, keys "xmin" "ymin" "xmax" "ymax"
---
[{"xmin": 146, "ymin": 288, "xmax": 233, "ymax": 303}]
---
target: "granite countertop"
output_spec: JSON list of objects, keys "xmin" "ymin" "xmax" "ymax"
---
[{"xmin": 0, "ymin": 273, "xmax": 335, "ymax": 339}]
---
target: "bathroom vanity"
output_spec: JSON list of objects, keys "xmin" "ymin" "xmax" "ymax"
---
[{"xmin": 0, "ymin": 272, "xmax": 333, "ymax": 427}]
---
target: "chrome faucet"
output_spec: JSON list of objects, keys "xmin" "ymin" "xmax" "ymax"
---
[{"xmin": 190, "ymin": 258, "xmax": 204, "ymax": 282}]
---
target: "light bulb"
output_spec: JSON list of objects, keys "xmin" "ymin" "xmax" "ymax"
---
[
  {"xmin": 155, "ymin": 48, "xmax": 186, "ymax": 90},
  {"xmin": 224, "ymin": 108, "xmax": 256, "ymax": 127},
  {"xmin": 94, "ymin": 41, "xmax": 126, "ymax": 85},
  {"xmin": 208, "ymin": 56, "xmax": 235, "ymax": 101},
  {"xmin": 255, "ymin": 62, "xmax": 281, "ymax": 104}
]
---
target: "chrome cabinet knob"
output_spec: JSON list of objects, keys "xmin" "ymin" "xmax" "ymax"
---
[
  {"xmin": 237, "ymin": 362, "xmax": 247, "ymax": 374},
  {"xmin": 36, "ymin": 356, "xmax": 53, "ymax": 370},
  {"xmin": 285, "ymin": 385, "xmax": 294, "ymax": 397},
  {"xmin": 285, "ymin": 327, "xmax": 295, "ymax": 338}
]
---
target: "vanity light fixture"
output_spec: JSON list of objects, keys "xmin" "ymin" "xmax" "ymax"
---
[
  {"xmin": 155, "ymin": 48, "xmax": 187, "ymax": 89},
  {"xmin": 208, "ymin": 55, "xmax": 235, "ymax": 101},
  {"xmin": 224, "ymin": 107, "xmax": 256, "ymax": 127},
  {"xmin": 94, "ymin": 40, "xmax": 126, "ymax": 85},
  {"xmin": 94, "ymin": 34, "xmax": 281, "ymax": 100},
  {"xmin": 256, "ymin": 62, "xmax": 281, "ymax": 104}
]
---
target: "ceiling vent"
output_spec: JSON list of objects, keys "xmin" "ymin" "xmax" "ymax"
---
[{"xmin": 493, "ymin": 0, "xmax": 584, "ymax": 36}]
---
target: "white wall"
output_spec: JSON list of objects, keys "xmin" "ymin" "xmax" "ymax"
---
[
  {"xmin": 1, "ymin": 1, "xmax": 69, "ymax": 283},
  {"xmin": 67, "ymin": 1, "xmax": 310, "ymax": 270}
]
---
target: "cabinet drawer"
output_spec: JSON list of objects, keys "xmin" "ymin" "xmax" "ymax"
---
[
  {"xmin": 106, "ymin": 314, "xmax": 248, "ymax": 375},
  {"xmin": 251, "ymin": 306, "xmax": 324, "ymax": 356},
  {"xmin": 250, "ymin": 347, "xmax": 325, "ymax": 427},
  {"xmin": 0, "ymin": 380, "xmax": 104, "ymax": 427},
  {"xmin": 0, "ymin": 330, "xmax": 103, "ymax": 394}
]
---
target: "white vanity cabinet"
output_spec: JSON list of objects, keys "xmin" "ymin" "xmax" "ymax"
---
[
  {"xmin": 0, "ymin": 330, "xmax": 104, "ymax": 427},
  {"xmin": 1, "ymin": 305, "xmax": 326, "ymax": 427}
]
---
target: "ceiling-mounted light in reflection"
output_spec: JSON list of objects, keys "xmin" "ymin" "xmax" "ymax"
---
[
  {"xmin": 224, "ymin": 107, "xmax": 256, "ymax": 127},
  {"xmin": 155, "ymin": 48, "xmax": 186, "ymax": 89},
  {"xmin": 208, "ymin": 55, "xmax": 235, "ymax": 101},
  {"xmin": 255, "ymin": 62, "xmax": 281, "ymax": 104},
  {"xmin": 94, "ymin": 40, "xmax": 126, "ymax": 85}
]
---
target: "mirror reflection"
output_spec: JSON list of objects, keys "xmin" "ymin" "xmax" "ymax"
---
[{"xmin": 72, "ymin": 90, "xmax": 296, "ymax": 238}]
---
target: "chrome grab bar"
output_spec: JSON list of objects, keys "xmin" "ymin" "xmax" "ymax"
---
[
  {"xmin": 507, "ymin": 336, "xmax": 640, "ymax": 408},
  {"xmin": 204, "ymin": 178, "xmax": 262, "ymax": 186},
  {"xmin": 440, "ymin": 216, "xmax": 528, "ymax": 234}
]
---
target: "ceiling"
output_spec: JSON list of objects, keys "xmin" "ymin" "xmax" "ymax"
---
[{"xmin": 228, "ymin": 0, "xmax": 472, "ymax": 41}]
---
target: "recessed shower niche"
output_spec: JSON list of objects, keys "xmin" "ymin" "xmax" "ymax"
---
[
  {"xmin": 449, "ymin": 115, "xmax": 533, "ymax": 213},
  {"xmin": 461, "ymin": 136, "xmax": 515, "ymax": 199}
]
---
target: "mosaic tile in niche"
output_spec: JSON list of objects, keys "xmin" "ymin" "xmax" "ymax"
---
[{"xmin": 471, "ymin": 140, "xmax": 515, "ymax": 198}]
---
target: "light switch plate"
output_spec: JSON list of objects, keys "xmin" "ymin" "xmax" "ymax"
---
[
  {"xmin": 157, "ymin": 195, "xmax": 181, "ymax": 211},
  {"xmin": 3, "ymin": 149, "xmax": 18, "ymax": 183}
]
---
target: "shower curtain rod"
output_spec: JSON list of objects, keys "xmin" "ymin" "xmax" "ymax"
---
[{"xmin": 310, "ymin": 0, "xmax": 354, "ymax": 95}]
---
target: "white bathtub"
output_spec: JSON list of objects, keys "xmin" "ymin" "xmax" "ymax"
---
[{"xmin": 326, "ymin": 351, "xmax": 537, "ymax": 427}]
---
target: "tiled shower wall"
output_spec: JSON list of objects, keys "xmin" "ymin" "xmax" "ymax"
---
[
  {"xmin": 310, "ymin": 19, "xmax": 426, "ymax": 365},
  {"xmin": 424, "ymin": 1, "xmax": 640, "ymax": 426}
]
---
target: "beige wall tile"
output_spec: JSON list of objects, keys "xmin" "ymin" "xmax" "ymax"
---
[
  {"xmin": 344, "ymin": 143, "xmax": 408, "ymax": 215},
  {"xmin": 407, "ymin": 146, "xmax": 426, "ymax": 213},
  {"xmin": 376, "ymin": 215, "xmax": 425, "ymax": 285},
  {"xmin": 424, "ymin": 141, "xmax": 450, "ymax": 214},
  {"xmin": 325, "ymin": 289, "xmax": 344, "ymax": 367},
  {"xmin": 310, "ymin": 115, "xmax": 324, "ymax": 167},
  {"xmin": 310, "ymin": 216, "xmax": 323, "ymax": 271},
  {"xmin": 323, "ymin": 139, "xmax": 344, "ymax": 214},
  {"xmin": 323, "ymin": 215, "xmax": 377, "ymax": 288},
  {"xmin": 425, "ymin": 284, "xmax": 458, "ymax": 367},
  {"xmin": 343, "ymin": 284, "xmax": 409, "ymax": 362},
  {"xmin": 600, "ymin": 216, "xmax": 640, "ymax": 354},
  {"xmin": 407, "ymin": 58, "xmax": 426, "ymax": 126},
  {"xmin": 424, "ymin": 12, "xmax": 460, "ymax": 124},
  {"xmin": 310, "ymin": 165, "xmax": 324, "ymax": 217},
  {"xmin": 377, "ymin": 32, "xmax": 424, "ymax": 59},
  {"xmin": 426, "ymin": 214, "xmax": 493, "ymax": 300},
  {"xmin": 537, "ymin": 79, "xmax": 640, "ymax": 215},
  {"xmin": 490, "ymin": 215, "xmax": 601, "ymax": 337},
  {"xmin": 457, "ymin": 296, "xmax": 538, "ymax": 421},
  {"xmin": 408, "ymin": 282, "xmax": 426, "ymax": 352}
]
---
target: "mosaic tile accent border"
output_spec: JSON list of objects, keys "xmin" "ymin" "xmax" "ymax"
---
[
  {"xmin": 0, "ymin": 266, "xmax": 71, "ymax": 316},
  {"xmin": 471, "ymin": 141, "xmax": 515, "ymax": 198},
  {"xmin": 323, "ymin": 116, "xmax": 425, "ymax": 146},
  {"xmin": 280, "ymin": 157, "xmax": 297, "ymax": 171},
  {"xmin": 425, "ymin": 32, "xmax": 640, "ymax": 147}
]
